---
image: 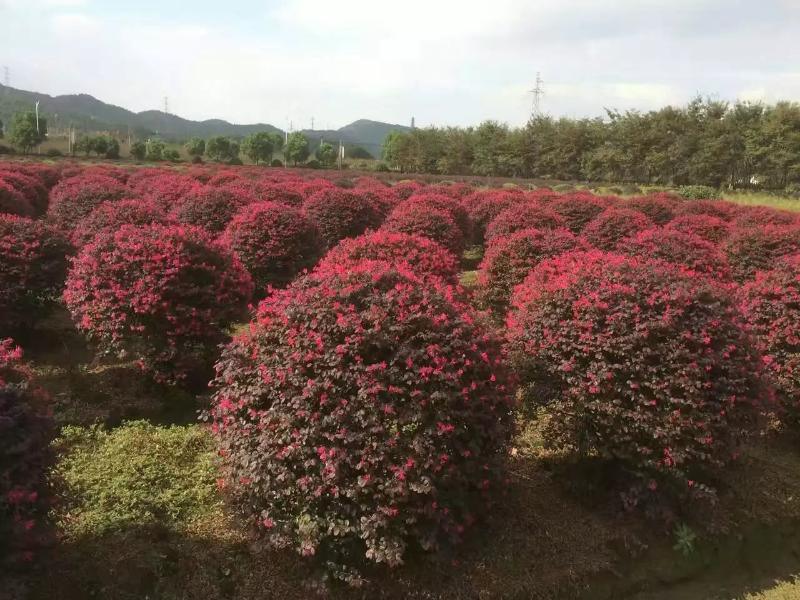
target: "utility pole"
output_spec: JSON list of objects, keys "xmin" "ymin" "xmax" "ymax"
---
[
  {"xmin": 164, "ymin": 96, "xmax": 169, "ymax": 114},
  {"xmin": 411, "ymin": 116, "xmax": 415, "ymax": 129},
  {"xmin": 35, "ymin": 101, "xmax": 40, "ymax": 133},
  {"xmin": 338, "ymin": 140, "xmax": 343, "ymax": 170},
  {"xmin": 311, "ymin": 117, "xmax": 314, "ymax": 130},
  {"xmin": 530, "ymin": 72, "xmax": 544, "ymax": 119}
]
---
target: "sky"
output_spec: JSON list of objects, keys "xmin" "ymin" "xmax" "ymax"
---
[{"xmin": 1, "ymin": 0, "xmax": 799, "ymax": 129}]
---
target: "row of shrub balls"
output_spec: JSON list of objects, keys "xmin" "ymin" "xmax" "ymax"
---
[{"xmin": 1, "ymin": 161, "xmax": 800, "ymax": 583}]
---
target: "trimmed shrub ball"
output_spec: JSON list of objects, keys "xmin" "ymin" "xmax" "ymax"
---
[
  {"xmin": 506, "ymin": 250, "xmax": 763, "ymax": 503},
  {"xmin": 549, "ymin": 194, "xmax": 610, "ymax": 234},
  {"xmin": 0, "ymin": 179, "xmax": 34, "ymax": 218},
  {"xmin": 724, "ymin": 225, "xmax": 800, "ymax": 282},
  {"xmin": 405, "ymin": 193, "xmax": 471, "ymax": 239},
  {"xmin": 0, "ymin": 339, "xmax": 53, "ymax": 565},
  {"xmin": 131, "ymin": 173, "xmax": 204, "ymax": 209},
  {"xmin": 738, "ymin": 255, "xmax": 800, "ymax": 424},
  {"xmin": 71, "ymin": 198, "xmax": 170, "ymax": 248},
  {"xmin": 64, "ymin": 224, "xmax": 253, "ymax": 385},
  {"xmin": 171, "ymin": 188, "xmax": 251, "ymax": 234},
  {"xmin": 383, "ymin": 201, "xmax": 465, "ymax": 256},
  {"xmin": 47, "ymin": 174, "xmax": 129, "ymax": 233},
  {"xmin": 476, "ymin": 227, "xmax": 586, "ymax": 316},
  {"xmin": 624, "ymin": 193, "xmax": 679, "ymax": 225},
  {"xmin": 317, "ymin": 231, "xmax": 460, "ymax": 285},
  {"xmin": 208, "ymin": 261, "xmax": 514, "ymax": 583},
  {"xmin": 666, "ymin": 214, "xmax": 731, "ymax": 244},
  {"xmin": 462, "ymin": 190, "xmax": 523, "ymax": 244},
  {"xmin": 221, "ymin": 201, "xmax": 321, "ymax": 292},
  {"xmin": 618, "ymin": 228, "xmax": 731, "ymax": 280},
  {"xmin": 257, "ymin": 184, "xmax": 305, "ymax": 208},
  {"xmin": 0, "ymin": 215, "xmax": 71, "ymax": 334},
  {"xmin": 675, "ymin": 199, "xmax": 740, "ymax": 221},
  {"xmin": 732, "ymin": 206, "xmax": 798, "ymax": 229},
  {"xmin": 581, "ymin": 207, "xmax": 654, "ymax": 251},
  {"xmin": 0, "ymin": 170, "xmax": 49, "ymax": 216},
  {"xmin": 484, "ymin": 203, "xmax": 565, "ymax": 242},
  {"xmin": 304, "ymin": 189, "xmax": 383, "ymax": 249}
]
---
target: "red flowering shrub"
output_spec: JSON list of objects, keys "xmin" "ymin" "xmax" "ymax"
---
[
  {"xmin": 392, "ymin": 180, "xmax": 425, "ymax": 200},
  {"xmin": 208, "ymin": 261, "xmax": 514, "ymax": 583},
  {"xmin": 476, "ymin": 227, "xmax": 586, "ymax": 315},
  {"xmin": 0, "ymin": 339, "xmax": 52, "ymax": 566},
  {"xmin": 221, "ymin": 202, "xmax": 321, "ymax": 291},
  {"xmin": 171, "ymin": 187, "xmax": 252, "ymax": 234},
  {"xmin": 382, "ymin": 201, "xmax": 464, "ymax": 255},
  {"xmin": 0, "ymin": 215, "xmax": 71, "ymax": 334},
  {"xmin": 11, "ymin": 164, "xmax": 60, "ymax": 189},
  {"xmin": 549, "ymin": 194, "xmax": 610, "ymax": 234},
  {"xmin": 256, "ymin": 184, "xmax": 305, "ymax": 207},
  {"xmin": 304, "ymin": 189, "xmax": 383, "ymax": 249},
  {"xmin": 618, "ymin": 228, "xmax": 731, "ymax": 280},
  {"xmin": 47, "ymin": 174, "xmax": 129, "ymax": 233},
  {"xmin": 129, "ymin": 172, "xmax": 203, "ymax": 208},
  {"xmin": 64, "ymin": 224, "xmax": 253, "ymax": 385},
  {"xmin": 506, "ymin": 251, "xmax": 763, "ymax": 503},
  {"xmin": 0, "ymin": 170, "xmax": 49, "ymax": 216},
  {"xmin": 738, "ymin": 255, "xmax": 800, "ymax": 423},
  {"xmin": 675, "ymin": 199, "xmax": 740, "ymax": 221},
  {"xmin": 484, "ymin": 203, "xmax": 565, "ymax": 242},
  {"xmin": 71, "ymin": 198, "xmax": 170, "ymax": 248},
  {"xmin": 405, "ymin": 193, "xmax": 471, "ymax": 239},
  {"xmin": 0, "ymin": 180, "xmax": 34, "ymax": 218},
  {"xmin": 581, "ymin": 208, "xmax": 654, "ymax": 250},
  {"xmin": 732, "ymin": 206, "xmax": 798, "ymax": 229},
  {"xmin": 724, "ymin": 225, "xmax": 800, "ymax": 282},
  {"xmin": 359, "ymin": 187, "xmax": 401, "ymax": 219},
  {"xmin": 462, "ymin": 190, "xmax": 523, "ymax": 244},
  {"xmin": 624, "ymin": 193, "xmax": 679, "ymax": 225},
  {"xmin": 317, "ymin": 231, "xmax": 460, "ymax": 285},
  {"xmin": 666, "ymin": 214, "xmax": 731, "ymax": 244}
]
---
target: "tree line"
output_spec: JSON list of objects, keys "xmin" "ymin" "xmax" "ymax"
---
[{"xmin": 382, "ymin": 98, "xmax": 800, "ymax": 190}]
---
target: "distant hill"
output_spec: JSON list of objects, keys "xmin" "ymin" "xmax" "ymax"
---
[{"xmin": 0, "ymin": 84, "xmax": 410, "ymax": 157}]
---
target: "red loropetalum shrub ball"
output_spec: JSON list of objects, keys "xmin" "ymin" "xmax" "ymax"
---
[
  {"xmin": 71, "ymin": 198, "xmax": 170, "ymax": 248},
  {"xmin": 0, "ymin": 215, "xmax": 71, "ymax": 334},
  {"xmin": 383, "ymin": 201, "xmax": 464, "ymax": 256},
  {"xmin": 64, "ymin": 224, "xmax": 253, "ymax": 385},
  {"xmin": 0, "ymin": 170, "xmax": 49, "ymax": 216},
  {"xmin": 732, "ymin": 206, "xmax": 799, "ymax": 229},
  {"xmin": 0, "ymin": 180, "xmax": 34, "ymax": 218},
  {"xmin": 484, "ymin": 202, "xmax": 565, "ymax": 242},
  {"xmin": 208, "ymin": 261, "xmax": 514, "ymax": 584},
  {"xmin": 724, "ymin": 224, "xmax": 800, "ymax": 282},
  {"xmin": 549, "ymin": 194, "xmax": 610, "ymax": 234},
  {"xmin": 317, "ymin": 231, "xmax": 460, "ymax": 285},
  {"xmin": 666, "ymin": 214, "xmax": 731, "ymax": 244},
  {"xmin": 0, "ymin": 339, "xmax": 52, "ymax": 566},
  {"xmin": 738, "ymin": 255, "xmax": 800, "ymax": 424},
  {"xmin": 462, "ymin": 190, "xmax": 522, "ymax": 244},
  {"xmin": 624, "ymin": 193, "xmax": 679, "ymax": 225},
  {"xmin": 477, "ymin": 227, "xmax": 586, "ymax": 316},
  {"xmin": 171, "ymin": 188, "xmax": 251, "ymax": 234},
  {"xmin": 618, "ymin": 228, "xmax": 731, "ymax": 280},
  {"xmin": 405, "ymin": 193, "xmax": 471, "ymax": 239},
  {"xmin": 304, "ymin": 189, "xmax": 383, "ymax": 249},
  {"xmin": 675, "ymin": 199, "xmax": 740, "ymax": 221},
  {"xmin": 221, "ymin": 201, "xmax": 321, "ymax": 292},
  {"xmin": 581, "ymin": 207, "xmax": 654, "ymax": 251},
  {"xmin": 506, "ymin": 251, "xmax": 764, "ymax": 505},
  {"xmin": 130, "ymin": 173, "xmax": 203, "ymax": 209},
  {"xmin": 47, "ymin": 174, "xmax": 129, "ymax": 233},
  {"xmin": 257, "ymin": 184, "xmax": 305, "ymax": 207}
]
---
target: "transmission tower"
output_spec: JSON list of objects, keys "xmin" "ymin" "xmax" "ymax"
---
[
  {"xmin": 163, "ymin": 96, "xmax": 169, "ymax": 115},
  {"xmin": 530, "ymin": 72, "xmax": 544, "ymax": 118}
]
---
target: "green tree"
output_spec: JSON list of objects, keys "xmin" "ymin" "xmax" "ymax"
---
[
  {"xmin": 146, "ymin": 138, "xmax": 166, "ymax": 161},
  {"xmin": 206, "ymin": 136, "xmax": 240, "ymax": 163},
  {"xmin": 163, "ymin": 148, "xmax": 181, "ymax": 162},
  {"xmin": 242, "ymin": 131, "xmax": 277, "ymax": 165},
  {"xmin": 130, "ymin": 141, "xmax": 147, "ymax": 160},
  {"xmin": 315, "ymin": 141, "xmax": 336, "ymax": 167},
  {"xmin": 185, "ymin": 137, "xmax": 205, "ymax": 160},
  {"xmin": 105, "ymin": 137, "xmax": 120, "ymax": 159},
  {"xmin": 285, "ymin": 132, "xmax": 309, "ymax": 166},
  {"xmin": 345, "ymin": 146, "xmax": 372, "ymax": 160},
  {"xmin": 9, "ymin": 111, "xmax": 47, "ymax": 153},
  {"xmin": 0, "ymin": 118, "xmax": 4, "ymax": 139}
]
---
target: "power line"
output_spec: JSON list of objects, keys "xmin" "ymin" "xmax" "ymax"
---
[{"xmin": 530, "ymin": 72, "xmax": 544, "ymax": 118}]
